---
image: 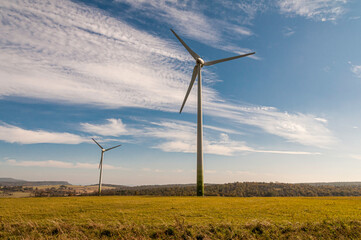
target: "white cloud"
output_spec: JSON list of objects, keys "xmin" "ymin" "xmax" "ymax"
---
[
  {"xmin": 350, "ymin": 64, "xmax": 361, "ymax": 78},
  {"xmin": 0, "ymin": 123, "xmax": 88, "ymax": 144},
  {"xmin": 205, "ymin": 103, "xmax": 336, "ymax": 148},
  {"xmin": 116, "ymin": 0, "xmax": 257, "ymax": 55},
  {"xmin": 5, "ymin": 159, "xmax": 122, "ymax": 169},
  {"xmin": 283, "ymin": 27, "xmax": 295, "ymax": 37},
  {"xmin": 315, "ymin": 117, "xmax": 328, "ymax": 123},
  {"xmin": 80, "ymin": 119, "xmax": 129, "ymax": 137},
  {"xmin": 0, "ymin": 0, "xmax": 335, "ymax": 149},
  {"xmin": 0, "ymin": 0, "xmax": 194, "ymax": 111},
  {"xmin": 77, "ymin": 115, "xmax": 331, "ymax": 154},
  {"xmin": 278, "ymin": 0, "xmax": 348, "ymax": 21},
  {"xmin": 206, "ymin": 0, "xmax": 268, "ymax": 25},
  {"xmin": 144, "ymin": 120, "xmax": 321, "ymax": 156},
  {"xmin": 0, "ymin": 111, "xmax": 334, "ymax": 152},
  {"xmin": 204, "ymin": 125, "xmax": 242, "ymax": 135}
]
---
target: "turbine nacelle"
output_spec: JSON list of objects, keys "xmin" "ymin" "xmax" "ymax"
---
[{"xmin": 196, "ymin": 58, "xmax": 204, "ymax": 66}]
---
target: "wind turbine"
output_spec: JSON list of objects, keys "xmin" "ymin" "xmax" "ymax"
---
[
  {"xmin": 92, "ymin": 138, "xmax": 121, "ymax": 196},
  {"xmin": 170, "ymin": 29, "xmax": 255, "ymax": 196}
]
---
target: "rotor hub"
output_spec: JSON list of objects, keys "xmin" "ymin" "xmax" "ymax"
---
[{"xmin": 196, "ymin": 58, "xmax": 204, "ymax": 66}]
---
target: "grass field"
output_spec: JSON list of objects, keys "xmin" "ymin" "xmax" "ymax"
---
[{"xmin": 1, "ymin": 196, "xmax": 361, "ymax": 239}]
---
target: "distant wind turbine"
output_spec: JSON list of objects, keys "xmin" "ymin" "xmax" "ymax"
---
[
  {"xmin": 92, "ymin": 138, "xmax": 121, "ymax": 196},
  {"xmin": 170, "ymin": 29, "xmax": 255, "ymax": 196}
]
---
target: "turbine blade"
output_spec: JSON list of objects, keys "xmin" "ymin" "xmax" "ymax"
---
[
  {"xmin": 170, "ymin": 29, "xmax": 200, "ymax": 60},
  {"xmin": 204, "ymin": 52, "xmax": 255, "ymax": 66},
  {"xmin": 92, "ymin": 138, "xmax": 104, "ymax": 149},
  {"xmin": 105, "ymin": 144, "xmax": 121, "ymax": 152},
  {"xmin": 180, "ymin": 65, "xmax": 198, "ymax": 113}
]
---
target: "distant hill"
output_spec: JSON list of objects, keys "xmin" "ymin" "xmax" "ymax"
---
[
  {"xmin": 0, "ymin": 178, "xmax": 70, "ymax": 186},
  {"xmin": 0, "ymin": 178, "xmax": 25, "ymax": 183}
]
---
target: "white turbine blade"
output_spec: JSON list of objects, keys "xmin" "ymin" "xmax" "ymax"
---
[
  {"xmin": 204, "ymin": 52, "xmax": 255, "ymax": 66},
  {"xmin": 170, "ymin": 29, "xmax": 200, "ymax": 60},
  {"xmin": 105, "ymin": 144, "xmax": 121, "ymax": 152},
  {"xmin": 180, "ymin": 65, "xmax": 199, "ymax": 113},
  {"xmin": 92, "ymin": 138, "xmax": 104, "ymax": 150}
]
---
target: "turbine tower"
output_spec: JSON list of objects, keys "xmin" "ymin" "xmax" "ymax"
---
[
  {"xmin": 171, "ymin": 29, "xmax": 255, "ymax": 196},
  {"xmin": 92, "ymin": 138, "xmax": 121, "ymax": 196}
]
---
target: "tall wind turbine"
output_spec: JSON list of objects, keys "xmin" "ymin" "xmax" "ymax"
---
[
  {"xmin": 92, "ymin": 138, "xmax": 121, "ymax": 196},
  {"xmin": 171, "ymin": 29, "xmax": 255, "ymax": 196}
]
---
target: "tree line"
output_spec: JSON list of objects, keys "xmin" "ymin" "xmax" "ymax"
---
[
  {"xmin": 4, "ymin": 182, "xmax": 361, "ymax": 197},
  {"xmin": 91, "ymin": 182, "xmax": 361, "ymax": 197}
]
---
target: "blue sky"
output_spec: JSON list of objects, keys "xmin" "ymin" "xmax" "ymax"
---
[{"xmin": 1, "ymin": 0, "xmax": 361, "ymax": 185}]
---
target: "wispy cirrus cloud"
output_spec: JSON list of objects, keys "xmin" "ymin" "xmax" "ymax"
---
[
  {"xmin": 349, "ymin": 63, "xmax": 361, "ymax": 78},
  {"xmin": 78, "ymin": 118, "xmax": 322, "ymax": 155},
  {"xmin": 0, "ymin": 0, "xmax": 336, "ymax": 149},
  {"xmin": 278, "ymin": 0, "xmax": 348, "ymax": 21},
  {"xmin": 213, "ymin": 0, "xmax": 268, "ymax": 24},
  {"xmin": 0, "ymin": 0, "xmax": 195, "ymax": 111},
  {"xmin": 283, "ymin": 27, "xmax": 295, "ymax": 37},
  {"xmin": 117, "ymin": 0, "xmax": 258, "ymax": 56},
  {"xmin": 141, "ymin": 120, "xmax": 321, "ymax": 156},
  {"xmin": 0, "ymin": 123, "xmax": 88, "ymax": 144},
  {"xmin": 80, "ymin": 119, "xmax": 129, "ymax": 137},
  {"xmin": 205, "ymin": 103, "xmax": 336, "ymax": 148},
  {"xmin": 1, "ymin": 111, "xmax": 333, "ymax": 153},
  {"xmin": 5, "ymin": 158, "xmax": 123, "ymax": 169}
]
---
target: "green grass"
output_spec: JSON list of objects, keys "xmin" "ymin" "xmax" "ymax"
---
[{"xmin": 1, "ymin": 196, "xmax": 361, "ymax": 239}]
